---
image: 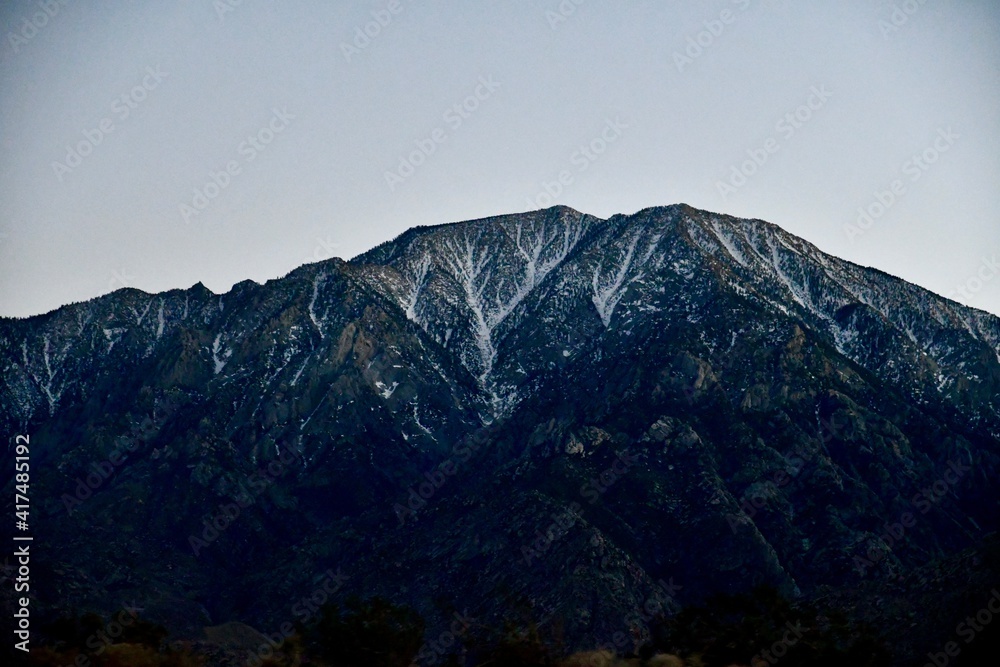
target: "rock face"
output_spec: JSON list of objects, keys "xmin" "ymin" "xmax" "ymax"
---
[{"xmin": 2, "ymin": 204, "xmax": 999, "ymax": 659}]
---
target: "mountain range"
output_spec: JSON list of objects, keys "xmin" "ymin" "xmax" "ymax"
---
[{"xmin": 3, "ymin": 204, "xmax": 999, "ymax": 665}]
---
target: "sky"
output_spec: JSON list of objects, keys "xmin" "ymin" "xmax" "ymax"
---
[{"xmin": 1, "ymin": 0, "xmax": 998, "ymax": 318}]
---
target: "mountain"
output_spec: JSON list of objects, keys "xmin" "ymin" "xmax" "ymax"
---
[{"xmin": 3, "ymin": 204, "xmax": 999, "ymax": 664}]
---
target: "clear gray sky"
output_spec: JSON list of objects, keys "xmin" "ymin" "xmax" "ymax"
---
[{"xmin": 1, "ymin": 0, "xmax": 998, "ymax": 318}]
